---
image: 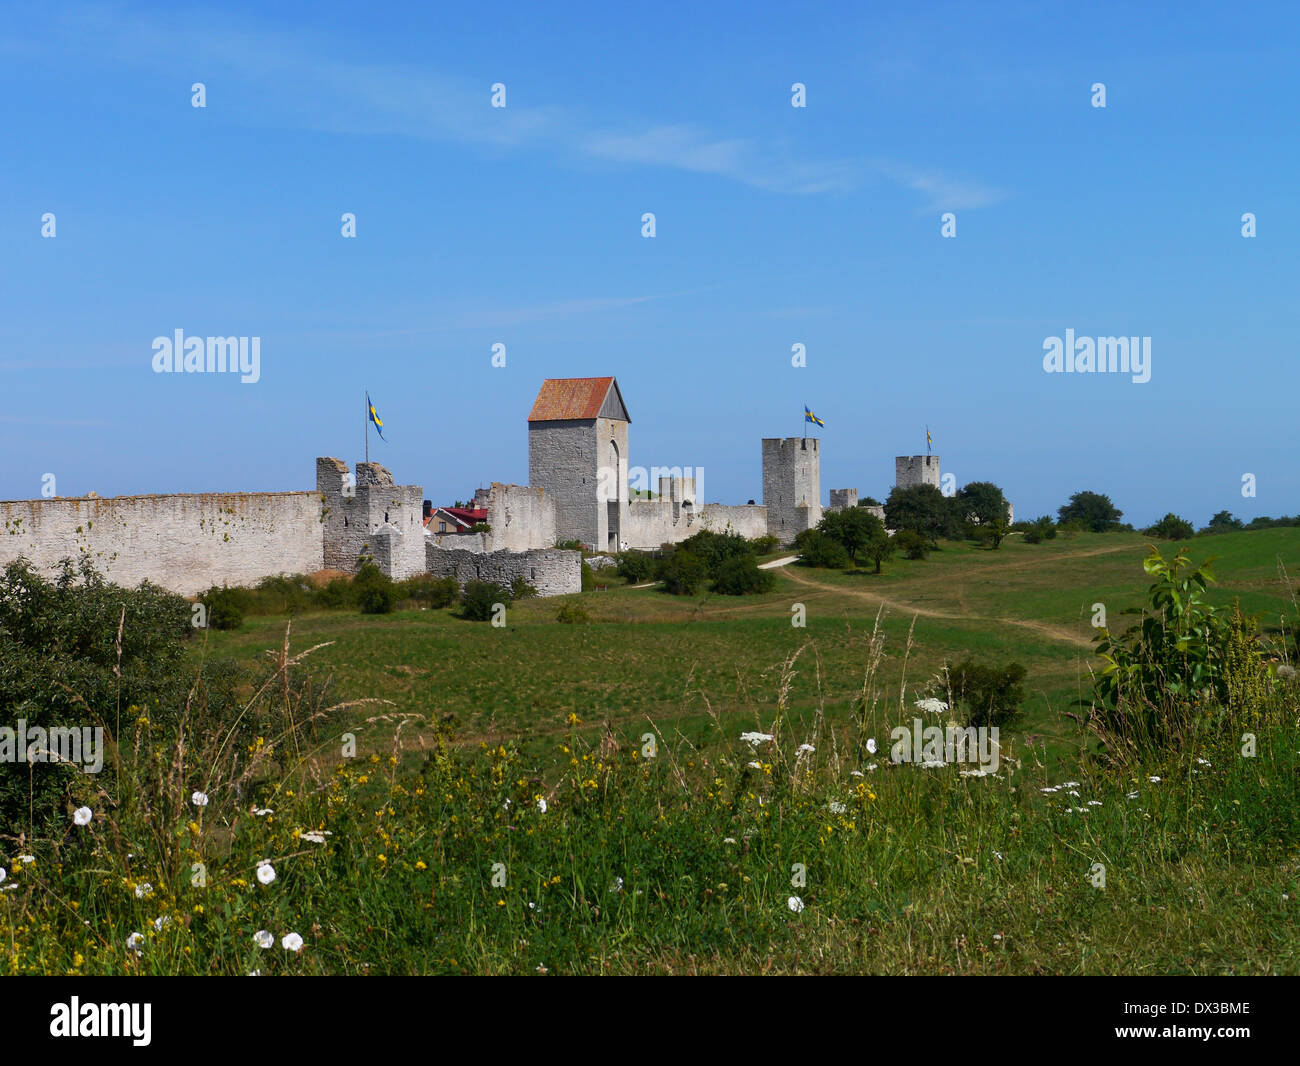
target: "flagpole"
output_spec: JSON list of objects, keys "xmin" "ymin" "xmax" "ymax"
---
[{"xmin": 365, "ymin": 390, "xmax": 369, "ymax": 464}]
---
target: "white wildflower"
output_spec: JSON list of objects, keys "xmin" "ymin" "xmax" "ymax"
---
[
  {"xmin": 73, "ymin": 806, "xmax": 92, "ymax": 826},
  {"xmin": 282, "ymin": 932, "xmax": 304, "ymax": 952},
  {"xmin": 126, "ymin": 932, "xmax": 144, "ymax": 954},
  {"xmin": 256, "ymin": 862, "xmax": 276, "ymax": 885},
  {"xmin": 191, "ymin": 790, "xmax": 209, "ymax": 807},
  {"xmin": 536, "ymin": 797, "xmax": 548, "ymax": 814},
  {"xmin": 134, "ymin": 882, "xmax": 153, "ymax": 899},
  {"xmin": 914, "ymin": 697, "xmax": 948, "ymax": 715},
  {"xmin": 740, "ymin": 731, "xmax": 774, "ymax": 748},
  {"xmin": 866, "ymin": 738, "xmax": 877, "ymax": 755},
  {"xmin": 254, "ymin": 930, "xmax": 274, "ymax": 949},
  {"xmin": 787, "ymin": 896, "xmax": 805, "ymax": 914}
]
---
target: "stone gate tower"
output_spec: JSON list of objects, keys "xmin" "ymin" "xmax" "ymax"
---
[
  {"xmin": 762, "ymin": 437, "xmax": 821, "ymax": 544},
  {"xmin": 528, "ymin": 377, "xmax": 630, "ymax": 550}
]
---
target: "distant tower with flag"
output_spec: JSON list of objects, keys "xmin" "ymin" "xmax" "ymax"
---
[
  {"xmin": 896, "ymin": 427, "xmax": 941, "ymax": 490},
  {"xmin": 763, "ymin": 404, "xmax": 824, "ymax": 543}
]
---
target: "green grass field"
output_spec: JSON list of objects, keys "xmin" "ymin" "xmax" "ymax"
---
[
  {"xmin": 9, "ymin": 527, "xmax": 1300, "ymax": 975},
  {"xmin": 201, "ymin": 528, "xmax": 1300, "ymax": 765}
]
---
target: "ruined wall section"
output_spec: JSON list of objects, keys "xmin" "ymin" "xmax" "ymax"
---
[
  {"xmin": 424, "ymin": 545, "xmax": 581, "ymax": 597},
  {"xmin": 318, "ymin": 457, "xmax": 424, "ymax": 578},
  {"xmin": 473, "ymin": 483, "xmax": 556, "ymax": 551}
]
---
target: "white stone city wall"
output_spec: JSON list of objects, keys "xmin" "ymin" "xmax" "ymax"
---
[
  {"xmin": 424, "ymin": 545, "xmax": 580, "ymax": 597},
  {"xmin": 0, "ymin": 491, "xmax": 323, "ymax": 597}
]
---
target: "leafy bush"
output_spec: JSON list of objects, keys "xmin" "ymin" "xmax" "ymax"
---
[
  {"xmin": 676, "ymin": 529, "xmax": 753, "ymax": 578},
  {"xmin": 1019, "ymin": 516, "xmax": 1057, "ymax": 545},
  {"xmin": 397, "ymin": 574, "xmax": 460, "ymax": 609},
  {"xmin": 948, "ymin": 658, "xmax": 1027, "ymax": 728},
  {"xmin": 0, "ymin": 557, "xmax": 246, "ymax": 829},
  {"xmin": 1092, "ymin": 547, "xmax": 1272, "ymax": 754},
  {"xmin": 354, "ymin": 563, "xmax": 398, "ymax": 614},
  {"xmin": 309, "ymin": 577, "xmax": 345, "ymax": 609},
  {"xmin": 555, "ymin": 600, "xmax": 590, "ymax": 624},
  {"xmin": 658, "ymin": 550, "xmax": 708, "ymax": 595},
  {"xmin": 894, "ymin": 530, "xmax": 930, "ymax": 560},
  {"xmin": 710, "ymin": 554, "xmax": 775, "ymax": 595},
  {"xmin": 510, "ymin": 577, "xmax": 538, "ymax": 600},
  {"xmin": 617, "ymin": 550, "xmax": 657, "ymax": 584},
  {"xmin": 196, "ymin": 585, "xmax": 249, "ymax": 630},
  {"xmin": 748, "ymin": 535, "xmax": 780, "ymax": 556},
  {"xmin": 1144, "ymin": 513, "xmax": 1195, "ymax": 540},
  {"xmin": 796, "ymin": 530, "xmax": 851, "ymax": 570},
  {"xmin": 460, "ymin": 580, "xmax": 511, "ymax": 621}
]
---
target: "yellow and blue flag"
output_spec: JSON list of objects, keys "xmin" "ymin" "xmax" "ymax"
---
[
  {"xmin": 927, "ymin": 426, "xmax": 932, "ymax": 452},
  {"xmin": 804, "ymin": 405, "xmax": 824, "ymax": 427},
  {"xmin": 367, "ymin": 392, "xmax": 386, "ymax": 441}
]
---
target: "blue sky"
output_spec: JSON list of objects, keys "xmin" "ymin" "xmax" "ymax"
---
[{"xmin": 1, "ymin": 1, "xmax": 1296, "ymax": 526}]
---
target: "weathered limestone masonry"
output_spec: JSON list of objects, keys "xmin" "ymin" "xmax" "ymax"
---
[
  {"xmin": 619, "ymin": 467, "xmax": 768, "ymax": 548},
  {"xmin": 896, "ymin": 455, "xmax": 942, "ymax": 490},
  {"xmin": 762, "ymin": 437, "xmax": 822, "ymax": 545},
  {"xmin": 0, "ymin": 491, "xmax": 322, "ymax": 597},
  {"xmin": 826, "ymin": 487, "xmax": 885, "ymax": 522},
  {"xmin": 423, "ymin": 545, "xmax": 580, "ymax": 598},
  {"xmin": 472, "ymin": 483, "xmax": 557, "ymax": 551},
  {"xmin": 317, "ymin": 458, "xmax": 425, "ymax": 579}
]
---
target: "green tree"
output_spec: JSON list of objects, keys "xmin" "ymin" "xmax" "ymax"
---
[
  {"xmin": 884, "ymin": 484, "xmax": 961, "ymax": 545},
  {"xmin": 819, "ymin": 508, "xmax": 885, "ymax": 565},
  {"xmin": 956, "ymin": 481, "xmax": 1010, "ymax": 527},
  {"xmin": 795, "ymin": 530, "xmax": 851, "ymax": 569},
  {"xmin": 1057, "ymin": 491, "xmax": 1124, "ymax": 532}
]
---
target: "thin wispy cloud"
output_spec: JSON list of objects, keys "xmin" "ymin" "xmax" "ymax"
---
[{"xmin": 36, "ymin": 4, "xmax": 1002, "ymax": 208}]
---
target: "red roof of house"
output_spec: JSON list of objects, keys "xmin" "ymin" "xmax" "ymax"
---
[
  {"xmin": 444, "ymin": 507, "xmax": 487, "ymax": 525},
  {"xmin": 527, "ymin": 377, "xmax": 628, "ymax": 422}
]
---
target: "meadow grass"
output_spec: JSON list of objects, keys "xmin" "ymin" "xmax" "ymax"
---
[{"xmin": 4, "ymin": 529, "xmax": 1299, "ymax": 975}]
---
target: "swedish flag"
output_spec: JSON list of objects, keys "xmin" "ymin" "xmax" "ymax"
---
[
  {"xmin": 367, "ymin": 392, "xmax": 386, "ymax": 441},
  {"xmin": 804, "ymin": 405, "xmax": 824, "ymax": 427}
]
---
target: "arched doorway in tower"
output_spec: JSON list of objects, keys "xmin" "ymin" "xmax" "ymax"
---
[{"xmin": 607, "ymin": 439, "xmax": 621, "ymax": 551}]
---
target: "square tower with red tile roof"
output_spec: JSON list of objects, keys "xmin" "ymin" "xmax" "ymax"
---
[{"xmin": 527, "ymin": 377, "xmax": 630, "ymax": 551}]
